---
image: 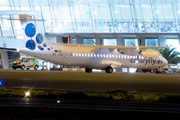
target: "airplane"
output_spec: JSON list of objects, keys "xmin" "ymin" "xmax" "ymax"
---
[{"xmin": 9, "ymin": 14, "xmax": 168, "ymax": 73}]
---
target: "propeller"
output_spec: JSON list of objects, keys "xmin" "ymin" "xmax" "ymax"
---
[{"xmin": 130, "ymin": 37, "xmax": 143, "ymax": 59}]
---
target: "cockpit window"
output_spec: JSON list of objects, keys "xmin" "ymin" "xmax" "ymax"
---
[{"xmin": 159, "ymin": 53, "xmax": 162, "ymax": 57}]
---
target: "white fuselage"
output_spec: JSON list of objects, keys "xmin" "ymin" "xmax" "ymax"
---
[{"xmin": 19, "ymin": 43, "xmax": 168, "ymax": 70}]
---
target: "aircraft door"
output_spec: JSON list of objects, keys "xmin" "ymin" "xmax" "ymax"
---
[{"xmin": 62, "ymin": 52, "xmax": 67, "ymax": 63}]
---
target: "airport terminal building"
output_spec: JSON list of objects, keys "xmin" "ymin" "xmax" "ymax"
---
[{"xmin": 0, "ymin": 0, "xmax": 180, "ymax": 70}]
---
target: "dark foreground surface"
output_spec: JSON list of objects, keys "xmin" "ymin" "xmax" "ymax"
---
[
  {"xmin": 0, "ymin": 69, "xmax": 180, "ymax": 93},
  {"xmin": 0, "ymin": 97, "xmax": 180, "ymax": 120}
]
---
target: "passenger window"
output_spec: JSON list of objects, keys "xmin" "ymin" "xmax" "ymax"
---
[
  {"xmin": 100, "ymin": 54, "xmax": 102, "ymax": 57},
  {"xmin": 127, "ymin": 55, "xmax": 129, "ymax": 58},
  {"xmin": 121, "ymin": 55, "xmax": 123, "ymax": 58},
  {"xmin": 85, "ymin": 54, "xmax": 87, "ymax": 57},
  {"xmin": 115, "ymin": 55, "xmax": 117, "ymax": 58},
  {"xmin": 103, "ymin": 54, "xmax": 105, "ymax": 57},
  {"xmin": 139, "ymin": 56, "xmax": 141, "ymax": 59},
  {"xmin": 142, "ymin": 56, "xmax": 144, "ymax": 59},
  {"xmin": 76, "ymin": 53, "xmax": 78, "ymax": 57},
  {"xmin": 106, "ymin": 54, "xmax": 109, "ymax": 58},
  {"xmin": 94, "ymin": 54, "xmax": 96, "ymax": 57},
  {"xmin": 124, "ymin": 55, "xmax": 126, "ymax": 58},
  {"xmin": 109, "ymin": 55, "xmax": 111, "ymax": 58},
  {"xmin": 79, "ymin": 53, "xmax": 81, "ymax": 57},
  {"xmin": 82, "ymin": 53, "xmax": 84, "ymax": 57},
  {"xmin": 31, "ymin": 58, "xmax": 35, "ymax": 62},
  {"xmin": 118, "ymin": 55, "xmax": 120, "ymax": 58},
  {"xmin": 97, "ymin": 54, "xmax": 99, "ymax": 57},
  {"xmin": 91, "ymin": 54, "xmax": 93, "ymax": 57},
  {"xmin": 112, "ymin": 55, "xmax": 114, "ymax": 58},
  {"xmin": 25, "ymin": 58, "xmax": 30, "ymax": 62},
  {"xmin": 88, "ymin": 54, "xmax": 90, "ymax": 57},
  {"xmin": 73, "ymin": 53, "xmax": 75, "ymax": 56},
  {"xmin": 130, "ymin": 55, "xmax": 132, "ymax": 58}
]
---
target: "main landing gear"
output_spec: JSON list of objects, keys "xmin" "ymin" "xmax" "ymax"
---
[
  {"xmin": 85, "ymin": 68, "xmax": 92, "ymax": 73},
  {"xmin": 105, "ymin": 66, "xmax": 113, "ymax": 73}
]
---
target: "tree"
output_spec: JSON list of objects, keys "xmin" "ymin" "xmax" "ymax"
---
[{"xmin": 159, "ymin": 47, "xmax": 180, "ymax": 64}]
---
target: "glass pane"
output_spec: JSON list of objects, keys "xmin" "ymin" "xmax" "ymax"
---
[
  {"xmin": 21, "ymin": 6, "xmax": 30, "ymax": 10},
  {"xmin": 154, "ymin": 5, "xmax": 164, "ymax": 19},
  {"xmin": 162, "ymin": 5, "xmax": 174, "ymax": 19},
  {"xmin": 166, "ymin": 39, "xmax": 180, "ymax": 51},
  {"xmin": 120, "ymin": 5, "xmax": 132, "ymax": 19},
  {"xmin": 100, "ymin": 5, "xmax": 111, "ymax": 19},
  {"xmin": 84, "ymin": 39, "xmax": 95, "ymax": 45},
  {"xmin": 0, "ymin": 0, "xmax": 10, "ymax": 5},
  {"xmin": 119, "ymin": 0, "xmax": 130, "ymax": 4},
  {"xmin": 59, "ymin": 6, "xmax": 71, "ymax": 20},
  {"xmin": 59, "ymin": 0, "xmax": 68, "ymax": 4},
  {"xmin": 143, "ymin": 20, "xmax": 156, "ymax": 32},
  {"xmin": 79, "ymin": 6, "xmax": 91, "ymax": 19},
  {"xmin": 89, "ymin": 0, "xmax": 99, "ymax": 4},
  {"xmin": 125, "ymin": 39, "xmax": 138, "ymax": 46},
  {"xmin": 81, "ymin": 20, "xmax": 93, "ymax": 32},
  {"xmin": 104, "ymin": 39, "xmax": 117, "ymax": 46},
  {"xmin": 18, "ymin": 0, "xmax": 29, "ymax": 5},
  {"xmin": 111, "ymin": 5, "xmax": 122, "ymax": 19},
  {"xmin": 70, "ymin": 6, "xmax": 81, "ymax": 19},
  {"xmin": 140, "ymin": 0, "xmax": 151, "ymax": 4},
  {"xmin": 41, "ymin": 6, "xmax": 51, "ymax": 19},
  {"xmin": 11, "ymin": 15, "xmax": 22, "ymax": 37},
  {"xmin": 0, "ymin": 6, "xmax": 11, "ymax": 10},
  {"xmin": 130, "ymin": 0, "xmax": 140, "ymax": 4},
  {"xmin": 146, "ymin": 39, "xmax": 159, "ymax": 46},
  {"xmin": 10, "ymin": 0, "xmax": 19, "ymax": 5},
  {"xmin": 29, "ymin": 0, "xmax": 39, "ymax": 5},
  {"xmin": 44, "ymin": 20, "xmax": 53, "ymax": 32},
  {"xmin": 110, "ymin": 0, "xmax": 119, "ymax": 4},
  {"xmin": 49, "ymin": 0, "xmax": 58, "ymax": 5},
  {"xmin": 134, "ymin": 5, "xmax": 143, "ymax": 19},
  {"xmin": 141, "ymin": 5, "xmax": 153, "ymax": 19},
  {"xmin": 121, "ymin": 21, "xmax": 134, "ymax": 32},
  {"xmin": 50, "ymin": 6, "xmax": 61, "ymax": 19},
  {"xmin": 159, "ymin": 21, "xmax": 177, "ymax": 32},
  {"xmin": 98, "ymin": 0, "xmax": 109, "ymax": 4},
  {"xmin": 1, "ymin": 16, "xmax": 13, "ymax": 38},
  {"xmin": 39, "ymin": 0, "xmax": 48, "ymax": 5},
  {"xmin": 90, "ymin": 5, "xmax": 101, "ymax": 19}
]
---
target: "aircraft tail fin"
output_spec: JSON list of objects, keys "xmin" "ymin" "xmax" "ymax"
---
[{"xmin": 9, "ymin": 14, "xmax": 55, "ymax": 51}]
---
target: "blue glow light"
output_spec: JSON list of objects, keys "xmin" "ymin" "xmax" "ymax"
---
[
  {"xmin": 57, "ymin": 100, "xmax": 60, "ymax": 103},
  {"xmin": 0, "ymin": 77, "xmax": 5, "ymax": 87}
]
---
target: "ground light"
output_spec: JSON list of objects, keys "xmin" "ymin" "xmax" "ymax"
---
[
  {"xmin": 57, "ymin": 100, "xmax": 60, "ymax": 104},
  {"xmin": 25, "ymin": 91, "xmax": 30, "ymax": 97}
]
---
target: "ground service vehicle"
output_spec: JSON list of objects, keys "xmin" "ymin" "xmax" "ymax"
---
[{"xmin": 12, "ymin": 57, "xmax": 39, "ymax": 70}]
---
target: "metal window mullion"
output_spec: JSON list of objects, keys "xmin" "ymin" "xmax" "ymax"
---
[
  {"xmin": 68, "ymin": 0, "xmax": 75, "ymax": 33},
  {"xmin": 0, "ymin": 16, "xmax": 3, "ymax": 37},
  {"xmin": 150, "ymin": 0, "xmax": 156, "ymax": 32},
  {"xmin": 130, "ymin": 0, "xmax": 137, "ymax": 32},
  {"xmin": 40, "ymin": 6, "xmax": 46, "ymax": 33},
  {"xmin": 108, "ymin": 0, "xmax": 115, "ymax": 33},
  {"xmin": 172, "ymin": 0, "xmax": 178, "ymax": 32},
  {"xmin": 88, "ymin": 3, "xmax": 95, "ymax": 32},
  {"xmin": 9, "ymin": 15, "xmax": 15, "ymax": 38}
]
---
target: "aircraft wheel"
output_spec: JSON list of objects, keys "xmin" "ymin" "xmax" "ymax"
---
[
  {"xmin": 27, "ymin": 68, "xmax": 29, "ymax": 70},
  {"xmin": 142, "ymin": 69, "xmax": 146, "ymax": 73},
  {"xmin": 13, "ymin": 68, "xmax": 16, "ymax": 70},
  {"xmin": 34, "ymin": 65, "xmax": 38, "ymax": 70},
  {"xmin": 21, "ymin": 65, "xmax": 25, "ymax": 70},
  {"xmin": 150, "ymin": 69, "xmax": 154, "ymax": 73},
  {"xmin": 85, "ymin": 68, "xmax": 92, "ymax": 73},
  {"xmin": 105, "ymin": 66, "xmax": 113, "ymax": 73}
]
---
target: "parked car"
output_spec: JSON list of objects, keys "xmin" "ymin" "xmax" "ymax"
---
[{"xmin": 12, "ymin": 57, "xmax": 39, "ymax": 70}]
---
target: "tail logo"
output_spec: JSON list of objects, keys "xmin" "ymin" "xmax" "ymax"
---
[{"xmin": 25, "ymin": 23, "xmax": 47, "ymax": 51}]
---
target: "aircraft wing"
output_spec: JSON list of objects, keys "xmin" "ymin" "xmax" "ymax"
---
[
  {"xmin": 60, "ymin": 43, "xmax": 167, "ymax": 49},
  {"xmin": 60, "ymin": 43, "xmax": 168, "ymax": 55}
]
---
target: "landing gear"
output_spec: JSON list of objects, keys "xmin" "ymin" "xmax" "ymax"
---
[
  {"xmin": 85, "ymin": 68, "xmax": 92, "ymax": 73},
  {"xmin": 150, "ymin": 69, "xmax": 154, "ymax": 73},
  {"xmin": 105, "ymin": 66, "xmax": 113, "ymax": 73},
  {"xmin": 142, "ymin": 69, "xmax": 146, "ymax": 73}
]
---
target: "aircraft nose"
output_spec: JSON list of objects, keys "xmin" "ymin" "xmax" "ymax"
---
[{"xmin": 163, "ymin": 58, "xmax": 168, "ymax": 67}]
